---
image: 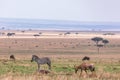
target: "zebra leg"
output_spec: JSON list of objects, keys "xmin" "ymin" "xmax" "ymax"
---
[
  {"xmin": 47, "ymin": 62, "xmax": 51, "ymax": 70},
  {"xmin": 38, "ymin": 64, "xmax": 40, "ymax": 71}
]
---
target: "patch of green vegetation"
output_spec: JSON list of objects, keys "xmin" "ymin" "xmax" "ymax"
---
[
  {"xmin": 52, "ymin": 63, "xmax": 74, "ymax": 73},
  {"xmin": 11, "ymin": 65, "xmax": 36, "ymax": 74},
  {"xmin": 0, "ymin": 60, "xmax": 36, "ymax": 75},
  {"xmin": 54, "ymin": 66, "xmax": 74, "ymax": 72},
  {"xmin": 103, "ymin": 65, "xmax": 120, "ymax": 73},
  {"xmin": 0, "ymin": 67, "xmax": 9, "ymax": 75},
  {"xmin": 0, "ymin": 58, "xmax": 120, "ymax": 78}
]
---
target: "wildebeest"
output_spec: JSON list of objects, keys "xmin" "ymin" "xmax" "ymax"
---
[
  {"xmin": 10, "ymin": 54, "xmax": 15, "ymax": 61},
  {"xmin": 31, "ymin": 55, "xmax": 51, "ymax": 71},
  {"xmin": 74, "ymin": 62, "xmax": 95, "ymax": 76},
  {"xmin": 82, "ymin": 56, "xmax": 90, "ymax": 61}
]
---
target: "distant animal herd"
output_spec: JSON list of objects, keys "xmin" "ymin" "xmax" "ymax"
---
[{"xmin": 9, "ymin": 54, "xmax": 96, "ymax": 76}]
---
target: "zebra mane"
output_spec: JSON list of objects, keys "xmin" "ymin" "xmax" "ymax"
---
[{"xmin": 32, "ymin": 55, "xmax": 39, "ymax": 59}]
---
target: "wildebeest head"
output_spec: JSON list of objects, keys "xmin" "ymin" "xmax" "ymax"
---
[{"xmin": 89, "ymin": 64, "xmax": 95, "ymax": 72}]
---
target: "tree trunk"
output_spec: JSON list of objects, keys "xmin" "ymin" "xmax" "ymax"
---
[{"xmin": 98, "ymin": 47, "xmax": 100, "ymax": 54}]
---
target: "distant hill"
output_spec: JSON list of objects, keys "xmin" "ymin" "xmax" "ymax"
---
[{"xmin": 0, "ymin": 18, "xmax": 120, "ymax": 31}]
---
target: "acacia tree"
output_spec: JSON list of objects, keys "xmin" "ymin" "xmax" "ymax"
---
[
  {"xmin": 91, "ymin": 37, "xmax": 109, "ymax": 54},
  {"xmin": 7, "ymin": 33, "xmax": 15, "ymax": 37},
  {"xmin": 91, "ymin": 37, "xmax": 103, "ymax": 46},
  {"xmin": 102, "ymin": 39, "xmax": 109, "ymax": 46},
  {"xmin": 33, "ymin": 34, "xmax": 40, "ymax": 38}
]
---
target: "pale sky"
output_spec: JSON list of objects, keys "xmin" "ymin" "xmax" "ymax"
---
[{"xmin": 0, "ymin": 0, "xmax": 120, "ymax": 22}]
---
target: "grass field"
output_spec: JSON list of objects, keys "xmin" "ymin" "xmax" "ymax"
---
[
  {"xmin": 0, "ymin": 38, "xmax": 120, "ymax": 80},
  {"xmin": 0, "ymin": 56, "xmax": 120, "ymax": 80}
]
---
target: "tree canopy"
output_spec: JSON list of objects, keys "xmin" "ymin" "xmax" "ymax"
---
[
  {"xmin": 91, "ymin": 37, "xmax": 103, "ymax": 45},
  {"xmin": 102, "ymin": 39, "xmax": 109, "ymax": 45}
]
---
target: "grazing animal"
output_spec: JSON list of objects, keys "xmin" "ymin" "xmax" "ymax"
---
[
  {"xmin": 31, "ymin": 55, "xmax": 51, "ymax": 71},
  {"xmin": 82, "ymin": 56, "xmax": 90, "ymax": 61},
  {"xmin": 74, "ymin": 62, "xmax": 95, "ymax": 76},
  {"xmin": 10, "ymin": 55, "xmax": 15, "ymax": 61}
]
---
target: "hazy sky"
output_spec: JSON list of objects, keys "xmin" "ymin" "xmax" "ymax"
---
[{"xmin": 0, "ymin": 0, "xmax": 120, "ymax": 22}]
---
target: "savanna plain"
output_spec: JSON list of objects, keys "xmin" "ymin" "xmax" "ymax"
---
[{"xmin": 0, "ymin": 30, "xmax": 120, "ymax": 80}]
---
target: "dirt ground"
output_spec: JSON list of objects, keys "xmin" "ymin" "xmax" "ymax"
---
[
  {"xmin": 0, "ymin": 37, "xmax": 120, "ymax": 61},
  {"xmin": 0, "ymin": 30, "xmax": 120, "ymax": 60}
]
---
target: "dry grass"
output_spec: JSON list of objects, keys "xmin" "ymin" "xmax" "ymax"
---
[
  {"xmin": 0, "ymin": 55, "xmax": 120, "ymax": 80},
  {"xmin": 0, "ymin": 37, "xmax": 120, "ymax": 80}
]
